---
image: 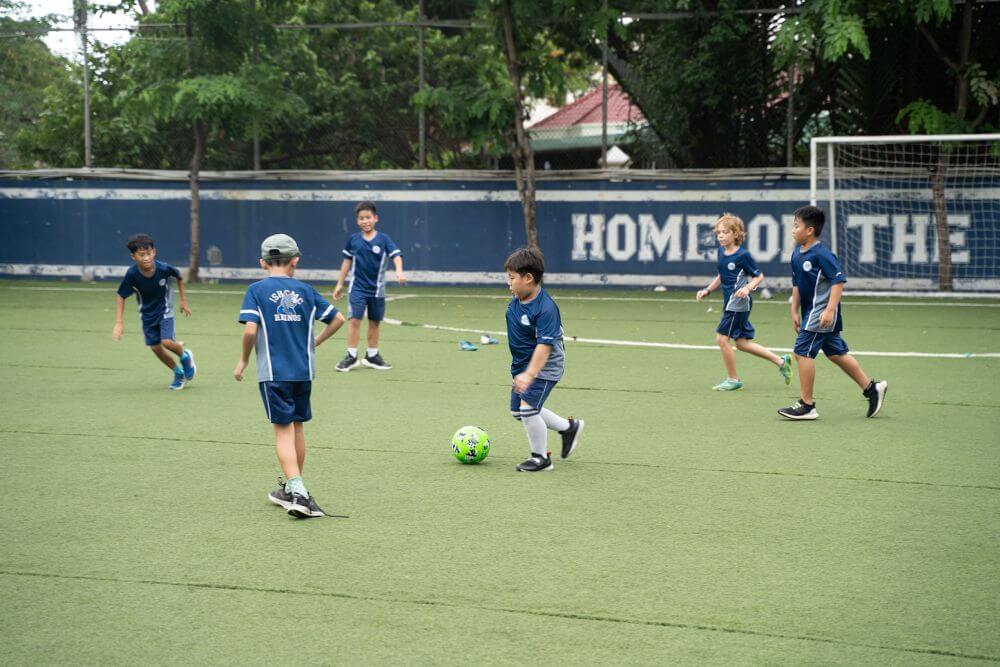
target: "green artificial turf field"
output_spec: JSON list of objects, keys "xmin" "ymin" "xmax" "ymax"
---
[{"xmin": 1, "ymin": 279, "xmax": 998, "ymax": 664}]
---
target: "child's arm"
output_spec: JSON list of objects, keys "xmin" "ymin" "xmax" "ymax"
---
[
  {"xmin": 736, "ymin": 272, "xmax": 765, "ymax": 299},
  {"xmin": 790, "ymin": 286, "xmax": 801, "ymax": 333},
  {"xmin": 393, "ymin": 255, "xmax": 407, "ymax": 285},
  {"xmin": 176, "ymin": 276, "xmax": 191, "ymax": 316},
  {"xmin": 696, "ymin": 275, "xmax": 721, "ymax": 301},
  {"xmin": 112, "ymin": 296, "xmax": 126, "ymax": 340},
  {"xmin": 333, "ymin": 258, "xmax": 352, "ymax": 300},
  {"xmin": 513, "ymin": 344, "xmax": 552, "ymax": 393},
  {"xmin": 314, "ymin": 312, "xmax": 346, "ymax": 348},
  {"xmin": 819, "ymin": 282, "xmax": 843, "ymax": 329},
  {"xmin": 233, "ymin": 322, "xmax": 258, "ymax": 381}
]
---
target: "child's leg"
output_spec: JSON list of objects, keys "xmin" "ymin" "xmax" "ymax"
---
[
  {"xmin": 734, "ymin": 338, "xmax": 782, "ymax": 365},
  {"xmin": 366, "ymin": 319, "xmax": 380, "ymax": 351},
  {"xmin": 716, "ymin": 333, "xmax": 738, "ymax": 378},
  {"xmin": 519, "ymin": 401, "xmax": 549, "ymax": 456},
  {"xmin": 827, "ymin": 354, "xmax": 870, "ymax": 390},
  {"xmin": 274, "ymin": 423, "xmax": 300, "ymax": 480},
  {"xmin": 160, "ymin": 338, "xmax": 185, "ymax": 358},
  {"xmin": 540, "ymin": 408, "xmax": 570, "ymax": 431},
  {"xmin": 346, "ymin": 319, "xmax": 362, "ymax": 353},
  {"xmin": 795, "ymin": 355, "xmax": 816, "ymax": 404},
  {"xmin": 293, "ymin": 422, "xmax": 306, "ymax": 472},
  {"xmin": 149, "ymin": 344, "xmax": 179, "ymax": 370}
]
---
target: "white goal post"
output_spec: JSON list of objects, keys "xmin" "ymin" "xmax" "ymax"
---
[{"xmin": 810, "ymin": 134, "xmax": 1000, "ymax": 294}]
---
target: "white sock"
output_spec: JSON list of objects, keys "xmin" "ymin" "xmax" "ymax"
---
[
  {"xmin": 539, "ymin": 408, "xmax": 570, "ymax": 432},
  {"xmin": 367, "ymin": 347, "xmax": 378, "ymax": 357},
  {"xmin": 348, "ymin": 347, "xmax": 358, "ymax": 357},
  {"xmin": 522, "ymin": 414, "xmax": 548, "ymax": 457}
]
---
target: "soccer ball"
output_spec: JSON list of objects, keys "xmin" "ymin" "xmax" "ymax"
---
[{"xmin": 451, "ymin": 426, "xmax": 491, "ymax": 464}]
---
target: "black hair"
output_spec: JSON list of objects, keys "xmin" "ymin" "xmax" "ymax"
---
[
  {"xmin": 504, "ymin": 246, "xmax": 545, "ymax": 284},
  {"xmin": 355, "ymin": 200, "xmax": 377, "ymax": 216},
  {"xmin": 126, "ymin": 233, "xmax": 155, "ymax": 253},
  {"xmin": 793, "ymin": 205, "xmax": 826, "ymax": 237}
]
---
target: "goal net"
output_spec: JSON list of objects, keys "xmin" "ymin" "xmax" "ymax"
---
[{"xmin": 811, "ymin": 134, "xmax": 1000, "ymax": 293}]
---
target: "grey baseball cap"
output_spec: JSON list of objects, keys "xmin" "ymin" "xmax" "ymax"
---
[{"xmin": 260, "ymin": 233, "xmax": 300, "ymax": 259}]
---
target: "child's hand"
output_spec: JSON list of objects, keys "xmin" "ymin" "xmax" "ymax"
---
[
  {"xmin": 696, "ymin": 289, "xmax": 709, "ymax": 302},
  {"xmin": 180, "ymin": 301, "xmax": 192, "ymax": 317},
  {"xmin": 332, "ymin": 285, "xmax": 343, "ymax": 300},
  {"xmin": 792, "ymin": 312, "xmax": 801, "ymax": 333},
  {"xmin": 512, "ymin": 371, "xmax": 534, "ymax": 394},
  {"xmin": 735, "ymin": 287, "xmax": 750, "ymax": 299},
  {"xmin": 233, "ymin": 360, "xmax": 247, "ymax": 381},
  {"xmin": 396, "ymin": 271, "xmax": 407, "ymax": 285},
  {"xmin": 819, "ymin": 308, "xmax": 835, "ymax": 329},
  {"xmin": 112, "ymin": 322, "xmax": 123, "ymax": 341}
]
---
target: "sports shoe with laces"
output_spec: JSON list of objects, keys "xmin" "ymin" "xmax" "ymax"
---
[
  {"xmin": 362, "ymin": 352, "xmax": 392, "ymax": 370},
  {"xmin": 778, "ymin": 354, "xmax": 793, "ymax": 385},
  {"xmin": 181, "ymin": 348, "xmax": 197, "ymax": 381},
  {"xmin": 169, "ymin": 370, "xmax": 185, "ymax": 390},
  {"xmin": 777, "ymin": 400, "xmax": 818, "ymax": 420},
  {"xmin": 268, "ymin": 477, "xmax": 292, "ymax": 510},
  {"xmin": 863, "ymin": 379, "xmax": 888, "ymax": 418},
  {"xmin": 336, "ymin": 353, "xmax": 360, "ymax": 372},
  {"xmin": 559, "ymin": 418, "xmax": 584, "ymax": 459},
  {"xmin": 712, "ymin": 378, "xmax": 743, "ymax": 391},
  {"xmin": 516, "ymin": 453, "xmax": 554, "ymax": 472},
  {"xmin": 287, "ymin": 493, "xmax": 326, "ymax": 518}
]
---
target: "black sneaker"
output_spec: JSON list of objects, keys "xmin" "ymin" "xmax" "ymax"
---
[
  {"xmin": 362, "ymin": 353, "xmax": 392, "ymax": 370},
  {"xmin": 559, "ymin": 418, "xmax": 584, "ymax": 459},
  {"xmin": 516, "ymin": 453, "xmax": 554, "ymax": 472},
  {"xmin": 336, "ymin": 353, "xmax": 361, "ymax": 372},
  {"xmin": 268, "ymin": 477, "xmax": 292, "ymax": 510},
  {"xmin": 863, "ymin": 380, "xmax": 888, "ymax": 418},
  {"xmin": 287, "ymin": 493, "xmax": 326, "ymax": 519},
  {"xmin": 777, "ymin": 400, "xmax": 819, "ymax": 421}
]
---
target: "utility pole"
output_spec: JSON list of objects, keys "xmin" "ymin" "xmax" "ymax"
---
[
  {"xmin": 418, "ymin": 0, "xmax": 426, "ymax": 168},
  {"xmin": 75, "ymin": 0, "xmax": 92, "ymax": 167}
]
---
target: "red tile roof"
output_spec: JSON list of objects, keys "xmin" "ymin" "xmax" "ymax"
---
[{"xmin": 530, "ymin": 84, "xmax": 646, "ymax": 129}]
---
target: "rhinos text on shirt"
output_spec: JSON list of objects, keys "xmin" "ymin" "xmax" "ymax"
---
[
  {"xmin": 792, "ymin": 242, "xmax": 847, "ymax": 333},
  {"xmin": 238, "ymin": 276, "xmax": 339, "ymax": 382},
  {"xmin": 505, "ymin": 288, "xmax": 565, "ymax": 381},
  {"xmin": 342, "ymin": 231, "xmax": 401, "ymax": 297},
  {"xmin": 117, "ymin": 260, "xmax": 181, "ymax": 323}
]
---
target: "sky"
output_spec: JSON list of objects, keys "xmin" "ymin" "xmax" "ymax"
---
[{"xmin": 11, "ymin": 1, "xmax": 156, "ymax": 60}]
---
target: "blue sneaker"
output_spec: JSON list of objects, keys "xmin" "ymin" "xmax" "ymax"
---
[
  {"xmin": 169, "ymin": 370, "xmax": 185, "ymax": 391},
  {"xmin": 181, "ymin": 349, "xmax": 196, "ymax": 381}
]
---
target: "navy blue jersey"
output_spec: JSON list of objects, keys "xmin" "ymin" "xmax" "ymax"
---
[
  {"xmin": 792, "ymin": 242, "xmax": 847, "ymax": 333},
  {"xmin": 238, "ymin": 276, "xmax": 339, "ymax": 382},
  {"xmin": 717, "ymin": 246, "xmax": 761, "ymax": 313},
  {"xmin": 342, "ymin": 231, "xmax": 401, "ymax": 297},
  {"xmin": 117, "ymin": 261, "xmax": 182, "ymax": 323},
  {"xmin": 506, "ymin": 288, "xmax": 565, "ymax": 381}
]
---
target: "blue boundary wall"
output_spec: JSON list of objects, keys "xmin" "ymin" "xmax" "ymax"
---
[{"xmin": 1, "ymin": 172, "xmax": 997, "ymax": 289}]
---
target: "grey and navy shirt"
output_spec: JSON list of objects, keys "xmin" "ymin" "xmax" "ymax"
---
[
  {"xmin": 792, "ymin": 242, "xmax": 847, "ymax": 333},
  {"xmin": 117, "ymin": 260, "xmax": 181, "ymax": 324},
  {"xmin": 717, "ymin": 246, "xmax": 761, "ymax": 313},
  {"xmin": 506, "ymin": 288, "xmax": 565, "ymax": 381},
  {"xmin": 343, "ymin": 231, "xmax": 401, "ymax": 298}
]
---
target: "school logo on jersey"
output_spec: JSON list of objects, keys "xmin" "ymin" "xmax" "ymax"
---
[
  {"xmin": 520, "ymin": 314, "xmax": 531, "ymax": 326},
  {"xmin": 727, "ymin": 262, "xmax": 736, "ymax": 270},
  {"xmin": 158, "ymin": 278, "xmax": 167, "ymax": 286},
  {"xmin": 802, "ymin": 260, "xmax": 813, "ymax": 272},
  {"xmin": 270, "ymin": 289, "xmax": 304, "ymax": 322},
  {"xmin": 372, "ymin": 245, "xmax": 382, "ymax": 254}
]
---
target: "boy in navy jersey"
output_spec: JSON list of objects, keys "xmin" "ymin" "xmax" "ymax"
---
[
  {"xmin": 504, "ymin": 247, "xmax": 583, "ymax": 472},
  {"xmin": 234, "ymin": 234, "xmax": 345, "ymax": 518},
  {"xmin": 696, "ymin": 214, "xmax": 792, "ymax": 391},
  {"xmin": 112, "ymin": 234, "xmax": 196, "ymax": 390},
  {"xmin": 778, "ymin": 206, "xmax": 888, "ymax": 420},
  {"xmin": 333, "ymin": 201, "xmax": 406, "ymax": 371}
]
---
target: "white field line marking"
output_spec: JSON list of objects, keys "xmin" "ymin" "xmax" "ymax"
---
[
  {"xmin": 6, "ymin": 285, "xmax": 1000, "ymax": 308},
  {"xmin": 382, "ymin": 318, "xmax": 1000, "ymax": 359}
]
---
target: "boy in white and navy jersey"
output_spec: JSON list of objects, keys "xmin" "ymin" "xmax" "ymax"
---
[
  {"xmin": 696, "ymin": 214, "xmax": 792, "ymax": 391},
  {"xmin": 112, "ymin": 233, "xmax": 196, "ymax": 390},
  {"xmin": 778, "ymin": 206, "xmax": 888, "ymax": 420},
  {"xmin": 333, "ymin": 201, "xmax": 406, "ymax": 371},
  {"xmin": 504, "ymin": 247, "xmax": 583, "ymax": 472},
  {"xmin": 234, "ymin": 234, "xmax": 345, "ymax": 518}
]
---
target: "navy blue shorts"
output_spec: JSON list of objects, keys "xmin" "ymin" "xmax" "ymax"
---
[
  {"xmin": 259, "ymin": 381, "xmax": 312, "ymax": 424},
  {"xmin": 348, "ymin": 293, "xmax": 386, "ymax": 321},
  {"xmin": 142, "ymin": 316, "xmax": 175, "ymax": 346},
  {"xmin": 794, "ymin": 330, "xmax": 850, "ymax": 358},
  {"xmin": 716, "ymin": 310, "xmax": 755, "ymax": 340},
  {"xmin": 510, "ymin": 377, "xmax": 558, "ymax": 419}
]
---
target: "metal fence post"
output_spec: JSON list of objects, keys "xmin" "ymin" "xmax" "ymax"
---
[
  {"xmin": 75, "ymin": 0, "xmax": 92, "ymax": 168},
  {"xmin": 418, "ymin": 0, "xmax": 426, "ymax": 169}
]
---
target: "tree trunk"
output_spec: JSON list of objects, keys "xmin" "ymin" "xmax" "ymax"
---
[
  {"xmin": 187, "ymin": 119, "xmax": 206, "ymax": 283},
  {"xmin": 499, "ymin": 0, "xmax": 538, "ymax": 248},
  {"xmin": 931, "ymin": 148, "xmax": 953, "ymax": 291}
]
